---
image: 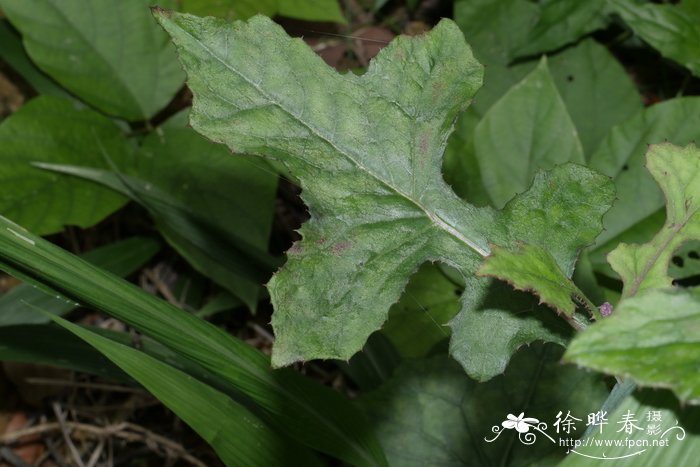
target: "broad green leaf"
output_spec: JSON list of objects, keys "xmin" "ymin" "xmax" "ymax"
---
[
  {"xmin": 453, "ymin": 0, "xmax": 538, "ymax": 117},
  {"xmin": 157, "ymin": 12, "xmax": 616, "ymax": 380},
  {"xmin": 360, "ymin": 343, "xmax": 608, "ymax": 467},
  {"xmin": 51, "ymin": 315, "xmax": 320, "ymax": 467},
  {"xmin": 0, "ymin": 96, "xmax": 129, "ymax": 234},
  {"xmin": 0, "ymin": 237, "xmax": 159, "ymax": 326},
  {"xmin": 566, "ymin": 288, "xmax": 700, "ymax": 404},
  {"xmin": 608, "ymin": 143, "xmax": 700, "ymax": 298},
  {"xmin": 446, "ymin": 0, "xmax": 537, "ymax": 203},
  {"xmin": 589, "ymin": 97, "xmax": 700, "ymax": 247},
  {"xmin": 180, "ymin": 0, "xmax": 346, "ymax": 23},
  {"xmin": 612, "ymin": 0, "xmax": 700, "ymax": 77},
  {"xmin": 513, "ymin": 0, "xmax": 610, "ymax": 58},
  {"xmin": 0, "ymin": 0, "xmax": 185, "ymax": 120},
  {"xmin": 0, "ymin": 20, "xmax": 70, "ymax": 98},
  {"xmin": 446, "ymin": 32, "xmax": 640, "ymax": 199},
  {"xmin": 381, "ymin": 264, "xmax": 460, "ymax": 358},
  {"xmin": 454, "ymin": 0, "xmax": 539, "ymax": 66},
  {"xmin": 0, "ymin": 216, "xmax": 388, "ymax": 466},
  {"xmin": 560, "ymin": 389, "xmax": 700, "ymax": 466},
  {"xmin": 474, "ymin": 58, "xmax": 585, "ymax": 208},
  {"xmin": 548, "ymin": 39, "xmax": 643, "ymax": 157},
  {"xmin": 478, "ymin": 243, "xmax": 595, "ymax": 322}
]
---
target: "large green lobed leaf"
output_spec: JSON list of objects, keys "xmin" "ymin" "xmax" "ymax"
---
[{"xmin": 156, "ymin": 11, "xmax": 615, "ymax": 379}]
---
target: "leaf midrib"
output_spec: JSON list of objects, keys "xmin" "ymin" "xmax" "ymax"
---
[
  {"xmin": 626, "ymin": 204, "xmax": 698, "ymax": 297},
  {"xmin": 182, "ymin": 25, "xmax": 490, "ymax": 258}
]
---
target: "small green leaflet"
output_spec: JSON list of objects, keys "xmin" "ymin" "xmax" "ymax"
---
[
  {"xmin": 156, "ymin": 11, "xmax": 614, "ymax": 379},
  {"xmin": 567, "ymin": 143, "xmax": 700, "ymax": 403},
  {"xmin": 609, "ymin": 143, "xmax": 700, "ymax": 298}
]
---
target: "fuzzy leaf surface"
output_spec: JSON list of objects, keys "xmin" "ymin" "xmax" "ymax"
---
[
  {"xmin": 157, "ymin": 12, "xmax": 614, "ymax": 376},
  {"xmin": 566, "ymin": 288, "xmax": 700, "ymax": 404},
  {"xmin": 477, "ymin": 243, "xmax": 589, "ymax": 318}
]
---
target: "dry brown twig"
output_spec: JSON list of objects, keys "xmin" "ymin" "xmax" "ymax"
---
[{"xmin": 0, "ymin": 421, "xmax": 206, "ymax": 467}]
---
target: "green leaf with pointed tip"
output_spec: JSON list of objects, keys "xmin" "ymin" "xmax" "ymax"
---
[
  {"xmin": 611, "ymin": 0, "xmax": 700, "ymax": 77},
  {"xmin": 359, "ymin": 343, "xmax": 608, "ymax": 467},
  {"xmin": 478, "ymin": 243, "xmax": 591, "ymax": 319},
  {"xmin": 156, "ymin": 12, "xmax": 615, "ymax": 379},
  {"xmin": 474, "ymin": 58, "xmax": 585, "ymax": 208},
  {"xmin": 0, "ymin": 0, "xmax": 185, "ymax": 121},
  {"xmin": 548, "ymin": 39, "xmax": 643, "ymax": 157},
  {"xmin": 566, "ymin": 288, "xmax": 700, "ymax": 404},
  {"xmin": 0, "ymin": 96, "xmax": 129, "ymax": 235},
  {"xmin": 0, "ymin": 20, "xmax": 71, "ymax": 98},
  {"xmin": 608, "ymin": 143, "xmax": 700, "ymax": 298},
  {"xmin": 512, "ymin": 0, "xmax": 610, "ymax": 58}
]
